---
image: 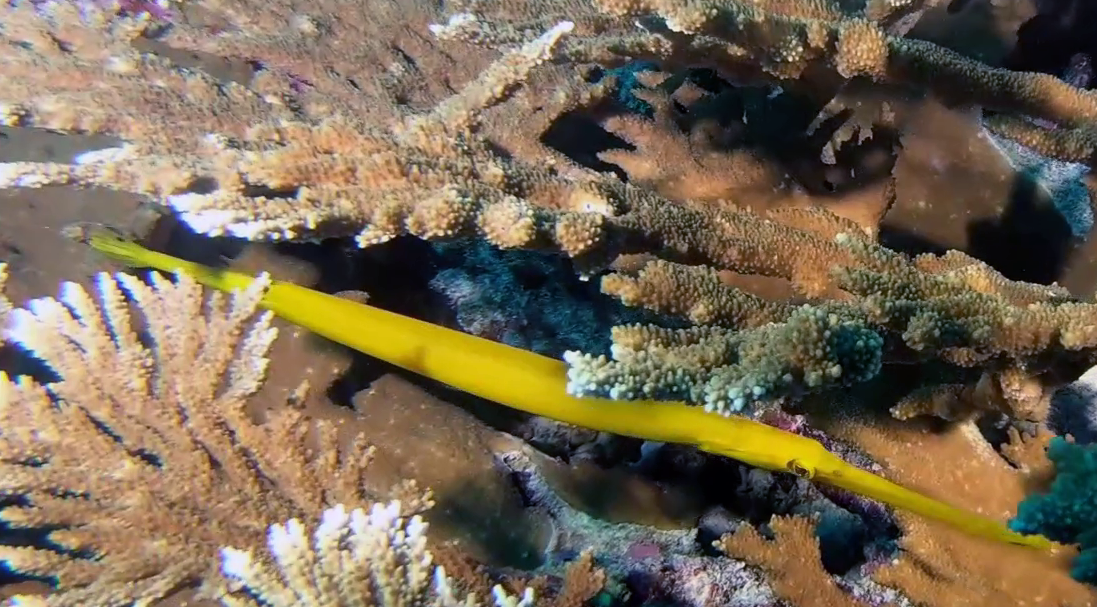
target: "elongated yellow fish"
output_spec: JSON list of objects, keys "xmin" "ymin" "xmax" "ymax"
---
[{"xmin": 87, "ymin": 231, "xmax": 1055, "ymax": 550}]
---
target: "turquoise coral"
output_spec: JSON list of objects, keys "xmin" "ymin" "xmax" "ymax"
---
[{"xmin": 1010, "ymin": 437, "xmax": 1097, "ymax": 584}]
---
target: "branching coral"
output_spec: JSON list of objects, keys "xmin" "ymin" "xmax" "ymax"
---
[
  {"xmin": 0, "ymin": 265, "xmax": 416, "ymax": 606},
  {"xmin": 216, "ymin": 500, "xmax": 536, "ymax": 607},
  {"xmin": 80, "ymin": 233, "xmax": 1056, "ymax": 551},
  {"xmin": 8, "ymin": 0, "xmax": 1093, "ymax": 423},
  {"xmin": 815, "ymin": 413, "xmax": 1093, "ymax": 605},
  {"xmin": 566, "ymin": 232, "xmax": 1095, "ymax": 420},
  {"xmin": 440, "ymin": 0, "xmax": 1097, "ymax": 149},
  {"xmin": 0, "ymin": 3, "xmax": 628, "ymax": 269},
  {"xmin": 718, "ymin": 515, "xmax": 855, "ymax": 607},
  {"xmin": 3, "ymin": 0, "xmax": 1097, "ymax": 604}
]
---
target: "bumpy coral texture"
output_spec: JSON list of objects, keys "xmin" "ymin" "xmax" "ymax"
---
[{"xmin": 1010, "ymin": 437, "xmax": 1097, "ymax": 584}]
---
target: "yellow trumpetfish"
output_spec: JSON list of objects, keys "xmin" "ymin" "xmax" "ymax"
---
[{"xmin": 87, "ymin": 231, "xmax": 1055, "ymax": 550}]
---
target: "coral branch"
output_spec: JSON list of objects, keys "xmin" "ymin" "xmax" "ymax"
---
[{"xmin": 0, "ymin": 269, "xmax": 385, "ymax": 606}]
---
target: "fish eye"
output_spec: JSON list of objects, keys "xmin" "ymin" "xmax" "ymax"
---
[{"xmin": 787, "ymin": 460, "xmax": 814, "ymax": 479}]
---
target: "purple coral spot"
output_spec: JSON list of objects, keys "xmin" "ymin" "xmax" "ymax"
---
[{"xmin": 626, "ymin": 541, "xmax": 663, "ymax": 560}]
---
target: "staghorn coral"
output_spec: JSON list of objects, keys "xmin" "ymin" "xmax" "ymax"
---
[
  {"xmin": 718, "ymin": 515, "xmax": 861, "ymax": 607},
  {"xmin": 0, "ymin": 265, "xmax": 418, "ymax": 606}
]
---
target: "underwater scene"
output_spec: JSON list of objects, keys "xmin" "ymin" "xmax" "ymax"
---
[{"xmin": 2, "ymin": 0, "xmax": 1097, "ymax": 605}]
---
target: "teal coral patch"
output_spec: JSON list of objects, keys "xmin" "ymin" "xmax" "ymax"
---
[{"xmin": 1010, "ymin": 437, "xmax": 1097, "ymax": 584}]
